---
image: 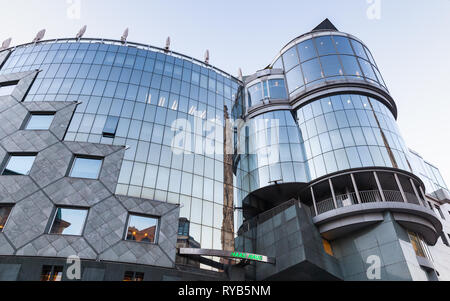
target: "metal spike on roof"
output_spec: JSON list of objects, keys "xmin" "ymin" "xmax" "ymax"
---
[
  {"xmin": 237, "ymin": 68, "xmax": 243, "ymax": 81},
  {"xmin": 32, "ymin": 29, "xmax": 46, "ymax": 43},
  {"xmin": 204, "ymin": 49, "xmax": 210, "ymax": 64},
  {"xmin": 121, "ymin": 28, "xmax": 129, "ymax": 44},
  {"xmin": 76, "ymin": 25, "xmax": 87, "ymax": 40},
  {"xmin": 0, "ymin": 38, "xmax": 12, "ymax": 50},
  {"xmin": 165, "ymin": 36, "xmax": 171, "ymax": 51}
]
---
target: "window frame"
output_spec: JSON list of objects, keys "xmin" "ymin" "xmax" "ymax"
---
[
  {"xmin": 23, "ymin": 112, "xmax": 55, "ymax": 130},
  {"xmin": 40, "ymin": 265, "xmax": 64, "ymax": 282},
  {"xmin": 48, "ymin": 206, "xmax": 89, "ymax": 237},
  {"xmin": 0, "ymin": 204, "xmax": 13, "ymax": 232},
  {"xmin": 124, "ymin": 212, "xmax": 160, "ymax": 245},
  {"xmin": 123, "ymin": 270, "xmax": 145, "ymax": 281},
  {"xmin": 68, "ymin": 155, "xmax": 104, "ymax": 180},
  {"xmin": 1, "ymin": 153, "xmax": 37, "ymax": 176}
]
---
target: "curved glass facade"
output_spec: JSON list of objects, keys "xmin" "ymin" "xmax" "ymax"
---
[
  {"xmin": 297, "ymin": 93, "xmax": 411, "ymax": 179},
  {"xmin": 0, "ymin": 40, "xmax": 241, "ymax": 260},
  {"xmin": 272, "ymin": 34, "xmax": 387, "ymax": 95}
]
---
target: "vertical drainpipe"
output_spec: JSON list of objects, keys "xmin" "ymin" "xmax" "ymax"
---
[
  {"xmin": 410, "ymin": 178, "xmax": 424, "ymax": 206},
  {"xmin": 329, "ymin": 179, "xmax": 338, "ymax": 209},
  {"xmin": 373, "ymin": 171, "xmax": 386, "ymax": 202},
  {"xmin": 394, "ymin": 173, "xmax": 408, "ymax": 203},
  {"xmin": 350, "ymin": 173, "xmax": 362, "ymax": 204},
  {"xmin": 310, "ymin": 186, "xmax": 318, "ymax": 216}
]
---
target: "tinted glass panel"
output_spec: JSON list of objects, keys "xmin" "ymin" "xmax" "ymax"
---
[
  {"xmin": 70, "ymin": 157, "xmax": 102, "ymax": 179},
  {"xmin": 50, "ymin": 207, "xmax": 88, "ymax": 236},
  {"xmin": 126, "ymin": 214, "xmax": 158, "ymax": 243},
  {"xmin": 315, "ymin": 36, "xmax": 336, "ymax": 56},
  {"xmin": 282, "ymin": 47, "xmax": 299, "ymax": 71},
  {"xmin": 320, "ymin": 55, "xmax": 343, "ymax": 77},
  {"xmin": 25, "ymin": 114, "xmax": 54, "ymax": 130},
  {"xmin": 341, "ymin": 55, "xmax": 362, "ymax": 77},
  {"xmin": 332, "ymin": 36, "xmax": 354, "ymax": 55},
  {"xmin": 350, "ymin": 39, "xmax": 368, "ymax": 60},
  {"xmin": 286, "ymin": 66, "xmax": 304, "ymax": 93},
  {"xmin": 248, "ymin": 83, "xmax": 263, "ymax": 106},
  {"xmin": 268, "ymin": 79, "xmax": 287, "ymax": 99},
  {"xmin": 102, "ymin": 116, "xmax": 119, "ymax": 137},
  {"xmin": 2, "ymin": 155, "xmax": 36, "ymax": 175},
  {"xmin": 297, "ymin": 40, "xmax": 316, "ymax": 62},
  {"xmin": 301, "ymin": 58, "xmax": 323, "ymax": 84}
]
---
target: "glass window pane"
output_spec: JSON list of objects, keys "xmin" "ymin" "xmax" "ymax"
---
[
  {"xmin": 350, "ymin": 39, "xmax": 368, "ymax": 60},
  {"xmin": 70, "ymin": 157, "xmax": 102, "ymax": 179},
  {"xmin": 301, "ymin": 58, "xmax": 323, "ymax": 84},
  {"xmin": 126, "ymin": 214, "xmax": 158, "ymax": 243},
  {"xmin": 359, "ymin": 58, "xmax": 378, "ymax": 81},
  {"xmin": 340, "ymin": 55, "xmax": 363, "ymax": 77},
  {"xmin": 286, "ymin": 66, "xmax": 304, "ymax": 93},
  {"xmin": 25, "ymin": 114, "xmax": 54, "ymax": 130},
  {"xmin": 332, "ymin": 36, "xmax": 354, "ymax": 55},
  {"xmin": 282, "ymin": 47, "xmax": 299, "ymax": 71},
  {"xmin": 50, "ymin": 207, "xmax": 88, "ymax": 236},
  {"xmin": 3, "ymin": 155, "xmax": 36, "ymax": 175},
  {"xmin": 247, "ymin": 83, "xmax": 263, "ymax": 106},
  {"xmin": 320, "ymin": 55, "xmax": 343, "ymax": 77},
  {"xmin": 0, "ymin": 205, "xmax": 13, "ymax": 231},
  {"xmin": 315, "ymin": 36, "xmax": 336, "ymax": 56},
  {"xmin": 297, "ymin": 39, "xmax": 317, "ymax": 62},
  {"xmin": 268, "ymin": 79, "xmax": 287, "ymax": 99}
]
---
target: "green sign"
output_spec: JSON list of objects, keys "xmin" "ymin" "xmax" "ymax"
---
[{"xmin": 230, "ymin": 252, "xmax": 263, "ymax": 261}]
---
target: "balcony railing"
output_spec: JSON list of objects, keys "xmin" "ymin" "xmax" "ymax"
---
[{"xmin": 311, "ymin": 189, "xmax": 427, "ymax": 217}]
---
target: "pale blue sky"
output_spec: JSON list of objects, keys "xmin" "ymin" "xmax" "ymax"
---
[{"xmin": 0, "ymin": 0, "xmax": 449, "ymax": 185}]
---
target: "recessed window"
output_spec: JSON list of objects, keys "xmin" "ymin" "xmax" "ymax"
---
[
  {"xmin": 126, "ymin": 214, "xmax": 158, "ymax": 243},
  {"xmin": 123, "ymin": 271, "xmax": 144, "ymax": 281},
  {"xmin": 0, "ymin": 83, "xmax": 16, "ymax": 97},
  {"xmin": 25, "ymin": 113, "xmax": 55, "ymax": 130},
  {"xmin": 2, "ymin": 154, "xmax": 36, "ymax": 176},
  {"xmin": 49, "ymin": 207, "xmax": 88, "ymax": 236},
  {"xmin": 69, "ymin": 156, "xmax": 103, "ymax": 179},
  {"xmin": 0, "ymin": 205, "xmax": 13, "ymax": 232},
  {"xmin": 102, "ymin": 116, "xmax": 119, "ymax": 138},
  {"xmin": 40, "ymin": 265, "xmax": 63, "ymax": 281}
]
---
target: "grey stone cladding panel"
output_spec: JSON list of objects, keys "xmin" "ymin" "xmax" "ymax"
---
[
  {"xmin": 43, "ymin": 177, "xmax": 112, "ymax": 207},
  {"xmin": 3, "ymin": 190, "xmax": 53, "ymax": 249},
  {"xmin": 0, "ymin": 176, "xmax": 40, "ymax": 204},
  {"xmin": 83, "ymin": 196, "xmax": 128, "ymax": 254},
  {"xmin": 1, "ymin": 130, "xmax": 59, "ymax": 153},
  {"xmin": 0, "ymin": 70, "xmax": 39, "ymax": 113},
  {"xmin": 0, "ymin": 234, "xmax": 15, "ymax": 255},
  {"xmin": 16, "ymin": 235, "xmax": 97, "ymax": 260},
  {"xmin": 0, "ymin": 104, "xmax": 28, "ymax": 140},
  {"xmin": 29, "ymin": 142, "xmax": 73, "ymax": 188}
]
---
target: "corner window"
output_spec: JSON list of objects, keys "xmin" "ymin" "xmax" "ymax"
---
[
  {"xmin": 102, "ymin": 116, "xmax": 119, "ymax": 138},
  {"xmin": 25, "ymin": 113, "xmax": 55, "ymax": 130},
  {"xmin": 0, "ymin": 205, "xmax": 13, "ymax": 232},
  {"xmin": 123, "ymin": 271, "xmax": 144, "ymax": 281},
  {"xmin": 69, "ymin": 156, "xmax": 103, "ymax": 179},
  {"xmin": 49, "ymin": 207, "xmax": 88, "ymax": 236},
  {"xmin": 40, "ymin": 265, "xmax": 63, "ymax": 281},
  {"xmin": 2, "ymin": 154, "xmax": 36, "ymax": 176},
  {"xmin": 126, "ymin": 214, "xmax": 159, "ymax": 243},
  {"xmin": 0, "ymin": 83, "xmax": 16, "ymax": 97}
]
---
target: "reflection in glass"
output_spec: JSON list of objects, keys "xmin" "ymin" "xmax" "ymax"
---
[
  {"xmin": 2, "ymin": 155, "xmax": 36, "ymax": 175},
  {"xmin": 40, "ymin": 265, "xmax": 63, "ymax": 281},
  {"xmin": 297, "ymin": 40, "xmax": 316, "ymax": 62},
  {"xmin": 268, "ymin": 79, "xmax": 287, "ymax": 99},
  {"xmin": 320, "ymin": 55, "xmax": 343, "ymax": 77},
  {"xmin": 301, "ymin": 58, "xmax": 323, "ymax": 84},
  {"xmin": 126, "ymin": 214, "xmax": 159, "ymax": 243},
  {"xmin": 0, "ymin": 205, "xmax": 13, "ymax": 232},
  {"xmin": 25, "ymin": 114, "xmax": 55, "ymax": 130},
  {"xmin": 50, "ymin": 207, "xmax": 88, "ymax": 236},
  {"xmin": 282, "ymin": 47, "xmax": 299, "ymax": 71},
  {"xmin": 70, "ymin": 157, "xmax": 103, "ymax": 179},
  {"xmin": 315, "ymin": 36, "xmax": 336, "ymax": 56},
  {"xmin": 332, "ymin": 36, "xmax": 354, "ymax": 55},
  {"xmin": 247, "ymin": 83, "xmax": 263, "ymax": 106},
  {"xmin": 286, "ymin": 67, "xmax": 304, "ymax": 93}
]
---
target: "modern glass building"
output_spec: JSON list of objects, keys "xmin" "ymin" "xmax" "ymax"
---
[{"xmin": 0, "ymin": 19, "xmax": 449, "ymax": 281}]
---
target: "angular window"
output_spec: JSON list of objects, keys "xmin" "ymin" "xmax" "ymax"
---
[
  {"xmin": 268, "ymin": 79, "xmax": 287, "ymax": 99},
  {"xmin": 25, "ymin": 113, "xmax": 55, "ymax": 130},
  {"xmin": 123, "ymin": 271, "xmax": 144, "ymax": 281},
  {"xmin": 2, "ymin": 154, "xmax": 36, "ymax": 176},
  {"xmin": 102, "ymin": 116, "xmax": 119, "ymax": 138},
  {"xmin": 0, "ymin": 205, "xmax": 13, "ymax": 232},
  {"xmin": 69, "ymin": 156, "xmax": 103, "ymax": 179},
  {"xmin": 0, "ymin": 83, "xmax": 16, "ymax": 96},
  {"xmin": 126, "ymin": 214, "xmax": 159, "ymax": 243},
  {"xmin": 40, "ymin": 265, "xmax": 63, "ymax": 282},
  {"xmin": 49, "ymin": 207, "xmax": 88, "ymax": 236}
]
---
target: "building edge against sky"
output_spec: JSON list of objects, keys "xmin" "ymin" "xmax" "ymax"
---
[{"xmin": 0, "ymin": 18, "xmax": 448, "ymax": 281}]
